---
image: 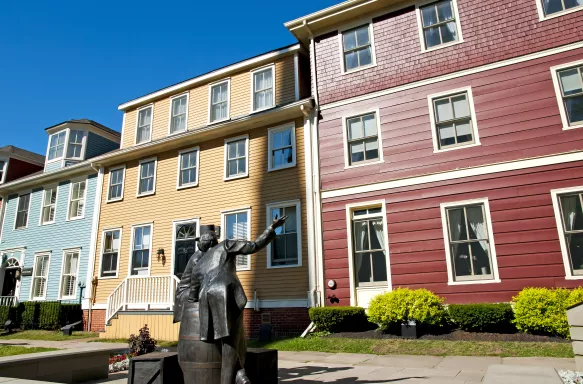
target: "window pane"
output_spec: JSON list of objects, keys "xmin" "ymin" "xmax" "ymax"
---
[
  {"xmin": 452, "ymin": 95, "xmax": 470, "ymax": 118},
  {"xmin": 358, "ymin": 47, "xmax": 372, "ymax": 67},
  {"xmin": 343, "ymin": 30, "xmax": 357, "ymax": 50},
  {"xmin": 345, "ymin": 51, "xmax": 359, "ymax": 71},
  {"xmin": 363, "ymin": 114, "xmax": 377, "ymax": 137},
  {"xmin": 371, "ymin": 251, "xmax": 388, "ymax": 282},
  {"xmin": 228, "ymin": 160, "xmax": 237, "ymax": 176},
  {"xmin": 566, "ymin": 96, "xmax": 583, "ymax": 125},
  {"xmin": 285, "ymin": 206, "xmax": 297, "ymax": 233},
  {"xmin": 435, "ymin": 99, "xmax": 453, "ymax": 122},
  {"xmin": 281, "ymin": 129, "xmax": 292, "ymax": 146},
  {"xmin": 439, "ymin": 123, "xmax": 456, "ymax": 147},
  {"xmin": 271, "ymin": 208, "xmax": 284, "ymax": 234},
  {"xmin": 544, "ymin": 0, "xmax": 565, "ymax": 14},
  {"xmin": 353, "ymin": 221, "xmax": 369, "ymax": 251},
  {"xmin": 237, "ymin": 158, "xmax": 246, "ymax": 174},
  {"xmin": 452, "ymin": 243, "xmax": 471, "ymax": 278},
  {"xmin": 560, "ymin": 69, "xmax": 583, "ymax": 96},
  {"xmin": 355, "ymin": 25, "xmax": 370, "ymax": 46},
  {"xmin": 440, "ymin": 22, "xmax": 457, "ymax": 44},
  {"xmin": 448, "ymin": 208, "xmax": 467, "ymax": 241},
  {"xmin": 272, "ymin": 131, "xmax": 283, "ymax": 149},
  {"xmin": 566, "ymin": 233, "xmax": 583, "ymax": 273},
  {"xmin": 237, "ymin": 140, "xmax": 246, "ymax": 157},
  {"xmin": 348, "ymin": 118, "xmax": 363, "ymax": 140},
  {"xmin": 355, "ymin": 252, "xmax": 372, "ymax": 285},
  {"xmin": 466, "ymin": 206, "xmax": 486, "ymax": 240},
  {"xmin": 421, "ymin": 5, "xmax": 438, "ymax": 26},
  {"xmin": 370, "ymin": 220, "xmax": 384, "ymax": 249},
  {"xmin": 564, "ymin": 0, "xmax": 583, "ymax": 8},
  {"xmin": 364, "ymin": 138, "xmax": 379, "ymax": 160},
  {"xmin": 284, "ymin": 233, "xmax": 298, "ymax": 259},
  {"xmin": 471, "ymin": 241, "xmax": 492, "ymax": 276},
  {"xmin": 350, "ymin": 142, "xmax": 365, "ymax": 163},
  {"xmin": 436, "ymin": 0, "xmax": 454, "ymax": 21},
  {"xmin": 424, "ymin": 27, "xmax": 441, "ymax": 48},
  {"xmin": 561, "ymin": 195, "xmax": 583, "ymax": 231},
  {"xmin": 456, "ymin": 121, "xmax": 473, "ymax": 143}
]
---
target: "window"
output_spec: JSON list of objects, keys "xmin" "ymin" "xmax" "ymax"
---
[
  {"xmin": 136, "ymin": 106, "xmax": 153, "ymax": 144},
  {"xmin": 66, "ymin": 130, "xmax": 86, "ymax": 159},
  {"xmin": 174, "ymin": 221, "xmax": 198, "ymax": 278},
  {"xmin": 41, "ymin": 187, "xmax": 57, "ymax": 225},
  {"xmin": 101, "ymin": 229, "xmax": 121, "ymax": 278},
  {"xmin": 551, "ymin": 62, "xmax": 583, "ymax": 130},
  {"xmin": 48, "ymin": 131, "xmax": 66, "ymax": 160},
  {"xmin": 60, "ymin": 250, "xmax": 79, "ymax": 299},
  {"xmin": 344, "ymin": 111, "xmax": 382, "ymax": 166},
  {"xmin": 551, "ymin": 188, "xmax": 583, "ymax": 278},
  {"xmin": 252, "ymin": 66, "xmax": 274, "ymax": 112},
  {"xmin": 138, "ymin": 158, "xmax": 157, "ymax": 196},
  {"xmin": 31, "ymin": 254, "xmax": 50, "ymax": 300},
  {"xmin": 210, "ymin": 80, "xmax": 230, "ymax": 123},
  {"xmin": 68, "ymin": 180, "xmax": 86, "ymax": 220},
  {"xmin": 131, "ymin": 224, "xmax": 152, "ymax": 275},
  {"xmin": 268, "ymin": 124, "xmax": 296, "ymax": 171},
  {"xmin": 222, "ymin": 209, "xmax": 251, "ymax": 270},
  {"xmin": 539, "ymin": 0, "xmax": 583, "ymax": 17},
  {"xmin": 0, "ymin": 159, "xmax": 6, "ymax": 183},
  {"xmin": 169, "ymin": 94, "xmax": 188, "ymax": 134},
  {"xmin": 440, "ymin": 199, "xmax": 500, "ymax": 284},
  {"xmin": 342, "ymin": 24, "xmax": 375, "ymax": 72},
  {"xmin": 177, "ymin": 148, "xmax": 199, "ymax": 189},
  {"xmin": 15, "ymin": 193, "xmax": 30, "ymax": 229},
  {"xmin": 224, "ymin": 136, "xmax": 248, "ymax": 180},
  {"xmin": 350, "ymin": 207, "xmax": 388, "ymax": 287},
  {"xmin": 267, "ymin": 201, "xmax": 301, "ymax": 268},
  {"xmin": 107, "ymin": 166, "xmax": 125, "ymax": 202},
  {"xmin": 428, "ymin": 88, "xmax": 480, "ymax": 152},
  {"xmin": 418, "ymin": 0, "xmax": 461, "ymax": 50}
]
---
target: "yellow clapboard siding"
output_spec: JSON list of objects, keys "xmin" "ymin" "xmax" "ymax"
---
[{"xmin": 104, "ymin": 313, "xmax": 180, "ymax": 341}]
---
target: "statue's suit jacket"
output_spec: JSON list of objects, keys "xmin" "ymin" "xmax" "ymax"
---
[{"xmin": 173, "ymin": 249, "xmax": 203, "ymax": 324}]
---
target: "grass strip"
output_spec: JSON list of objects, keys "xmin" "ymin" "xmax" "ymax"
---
[
  {"xmin": 0, "ymin": 330, "xmax": 98, "ymax": 341},
  {"xmin": 0, "ymin": 345, "xmax": 58, "ymax": 357}
]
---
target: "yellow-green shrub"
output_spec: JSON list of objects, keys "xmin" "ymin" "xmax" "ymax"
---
[
  {"xmin": 512, "ymin": 287, "xmax": 583, "ymax": 339},
  {"xmin": 367, "ymin": 288, "xmax": 447, "ymax": 330}
]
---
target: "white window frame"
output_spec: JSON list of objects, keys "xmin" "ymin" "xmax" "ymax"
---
[
  {"xmin": 266, "ymin": 200, "xmax": 303, "ymax": 269},
  {"xmin": 428, "ymin": 86, "xmax": 481, "ymax": 153},
  {"xmin": 106, "ymin": 165, "xmax": 126, "ymax": 203},
  {"xmin": 338, "ymin": 20, "xmax": 378, "ymax": 75},
  {"xmin": 176, "ymin": 147, "xmax": 200, "ymax": 190},
  {"xmin": 535, "ymin": 0, "xmax": 583, "ymax": 21},
  {"xmin": 171, "ymin": 218, "xmax": 200, "ymax": 278},
  {"xmin": 135, "ymin": 104, "xmax": 154, "ymax": 145},
  {"xmin": 439, "ymin": 198, "xmax": 501, "ymax": 285},
  {"xmin": 168, "ymin": 93, "xmax": 189, "ymax": 136},
  {"xmin": 0, "ymin": 157, "xmax": 8, "ymax": 184},
  {"xmin": 208, "ymin": 79, "xmax": 231, "ymax": 124},
  {"xmin": 250, "ymin": 65, "xmax": 276, "ymax": 113},
  {"xmin": 224, "ymin": 135, "xmax": 249, "ymax": 181},
  {"xmin": 66, "ymin": 178, "xmax": 87, "ymax": 221},
  {"xmin": 128, "ymin": 223, "xmax": 153, "ymax": 277},
  {"xmin": 345, "ymin": 200, "xmax": 392, "ymax": 307},
  {"xmin": 65, "ymin": 129, "xmax": 87, "ymax": 160},
  {"xmin": 30, "ymin": 252, "xmax": 51, "ymax": 301},
  {"xmin": 58, "ymin": 248, "xmax": 81, "ymax": 300},
  {"xmin": 221, "ymin": 207, "xmax": 252, "ymax": 271},
  {"xmin": 136, "ymin": 157, "xmax": 158, "ymax": 197},
  {"xmin": 99, "ymin": 227, "xmax": 123, "ymax": 279},
  {"xmin": 39, "ymin": 185, "xmax": 58, "ymax": 225},
  {"xmin": 46, "ymin": 130, "xmax": 67, "ymax": 163},
  {"xmin": 341, "ymin": 108, "xmax": 384, "ymax": 169},
  {"xmin": 415, "ymin": 0, "xmax": 464, "ymax": 53},
  {"xmin": 267, "ymin": 123, "xmax": 297, "ymax": 172},
  {"xmin": 550, "ymin": 59, "xmax": 583, "ymax": 131},
  {"xmin": 14, "ymin": 192, "xmax": 32, "ymax": 230}
]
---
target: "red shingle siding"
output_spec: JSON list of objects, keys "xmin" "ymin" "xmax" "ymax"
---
[
  {"xmin": 315, "ymin": 0, "xmax": 583, "ymax": 106},
  {"xmin": 5, "ymin": 158, "xmax": 42, "ymax": 183},
  {"xmin": 321, "ymin": 161, "xmax": 583, "ymax": 305},
  {"xmin": 318, "ymin": 48, "xmax": 583, "ymax": 191}
]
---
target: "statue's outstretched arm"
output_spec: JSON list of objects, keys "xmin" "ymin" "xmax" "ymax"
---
[{"xmin": 225, "ymin": 215, "xmax": 288, "ymax": 255}]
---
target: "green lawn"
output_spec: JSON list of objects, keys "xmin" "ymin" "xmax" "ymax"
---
[
  {"xmin": 249, "ymin": 337, "xmax": 575, "ymax": 358},
  {"xmin": 0, "ymin": 330, "xmax": 98, "ymax": 341},
  {"xmin": 0, "ymin": 345, "xmax": 58, "ymax": 357}
]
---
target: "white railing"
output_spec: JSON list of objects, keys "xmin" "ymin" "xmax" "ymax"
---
[
  {"xmin": 0, "ymin": 296, "xmax": 18, "ymax": 307},
  {"xmin": 106, "ymin": 275, "xmax": 179, "ymax": 324}
]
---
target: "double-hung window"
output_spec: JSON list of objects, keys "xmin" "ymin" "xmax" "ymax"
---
[
  {"xmin": 419, "ymin": 0, "xmax": 461, "ymax": 50},
  {"xmin": 15, "ymin": 193, "xmax": 30, "ymax": 229},
  {"xmin": 60, "ymin": 250, "xmax": 79, "ymax": 299},
  {"xmin": 41, "ymin": 187, "xmax": 57, "ymax": 225},
  {"xmin": 48, "ymin": 131, "xmax": 66, "ymax": 161},
  {"xmin": 138, "ymin": 158, "xmax": 157, "ymax": 196},
  {"xmin": 107, "ymin": 166, "xmax": 125, "ymax": 202},
  {"xmin": 223, "ymin": 209, "xmax": 251, "ymax": 270},
  {"xmin": 131, "ymin": 224, "xmax": 152, "ymax": 275},
  {"xmin": 224, "ymin": 136, "xmax": 248, "ymax": 180},
  {"xmin": 552, "ymin": 63, "xmax": 583, "ymax": 129},
  {"xmin": 351, "ymin": 207, "xmax": 388, "ymax": 287},
  {"xmin": 210, "ymin": 81, "xmax": 230, "ymax": 123},
  {"xmin": 66, "ymin": 130, "xmax": 86, "ymax": 159},
  {"xmin": 101, "ymin": 229, "xmax": 121, "ymax": 278},
  {"xmin": 267, "ymin": 201, "xmax": 301, "ymax": 268},
  {"xmin": 68, "ymin": 180, "xmax": 86, "ymax": 220},
  {"xmin": 32, "ymin": 253, "xmax": 50, "ymax": 300},
  {"xmin": 0, "ymin": 159, "xmax": 6, "ymax": 183},
  {"xmin": 136, "ymin": 106, "xmax": 153, "ymax": 144},
  {"xmin": 268, "ymin": 124, "xmax": 296, "ymax": 171},
  {"xmin": 177, "ymin": 148, "xmax": 199, "ymax": 188},
  {"xmin": 170, "ymin": 94, "xmax": 188, "ymax": 134},
  {"xmin": 553, "ymin": 190, "xmax": 583, "ymax": 277},
  {"xmin": 252, "ymin": 67, "xmax": 274, "ymax": 112},
  {"xmin": 342, "ymin": 24, "xmax": 374, "ymax": 72},
  {"xmin": 441, "ymin": 199, "xmax": 499, "ymax": 284},
  {"xmin": 345, "ymin": 112, "xmax": 382, "ymax": 166},
  {"xmin": 540, "ymin": 0, "xmax": 583, "ymax": 17}
]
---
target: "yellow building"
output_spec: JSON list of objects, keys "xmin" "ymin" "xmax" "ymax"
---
[{"xmin": 83, "ymin": 44, "xmax": 320, "ymax": 341}]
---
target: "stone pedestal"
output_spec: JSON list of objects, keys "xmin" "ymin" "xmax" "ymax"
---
[
  {"xmin": 128, "ymin": 352, "xmax": 184, "ymax": 384},
  {"xmin": 245, "ymin": 348, "xmax": 278, "ymax": 384},
  {"xmin": 567, "ymin": 302, "xmax": 583, "ymax": 371}
]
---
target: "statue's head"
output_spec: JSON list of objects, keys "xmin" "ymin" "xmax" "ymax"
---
[{"xmin": 197, "ymin": 232, "xmax": 218, "ymax": 252}]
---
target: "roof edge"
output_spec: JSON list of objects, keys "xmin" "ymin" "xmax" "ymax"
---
[{"xmin": 284, "ymin": 0, "xmax": 374, "ymax": 29}]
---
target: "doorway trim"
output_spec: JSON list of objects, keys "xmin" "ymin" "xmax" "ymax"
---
[{"xmin": 171, "ymin": 217, "xmax": 200, "ymax": 278}]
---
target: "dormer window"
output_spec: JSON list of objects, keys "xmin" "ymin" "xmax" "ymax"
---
[
  {"xmin": 66, "ymin": 130, "xmax": 86, "ymax": 159},
  {"xmin": 0, "ymin": 159, "xmax": 6, "ymax": 183},
  {"xmin": 48, "ymin": 131, "xmax": 66, "ymax": 161}
]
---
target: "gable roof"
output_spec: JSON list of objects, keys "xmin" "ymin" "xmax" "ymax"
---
[
  {"xmin": 0, "ymin": 145, "xmax": 45, "ymax": 165},
  {"xmin": 45, "ymin": 119, "xmax": 121, "ymax": 138}
]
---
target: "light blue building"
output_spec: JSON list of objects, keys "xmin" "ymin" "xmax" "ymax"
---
[{"xmin": 0, "ymin": 120, "xmax": 119, "ymax": 305}]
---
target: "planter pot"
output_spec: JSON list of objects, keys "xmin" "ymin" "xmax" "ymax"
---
[{"xmin": 401, "ymin": 320, "xmax": 418, "ymax": 339}]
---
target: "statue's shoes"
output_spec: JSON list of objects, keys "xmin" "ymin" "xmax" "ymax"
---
[{"xmin": 235, "ymin": 369, "xmax": 251, "ymax": 384}]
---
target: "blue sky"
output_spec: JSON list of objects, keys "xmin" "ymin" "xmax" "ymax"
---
[{"xmin": 0, "ymin": 0, "xmax": 338, "ymax": 155}]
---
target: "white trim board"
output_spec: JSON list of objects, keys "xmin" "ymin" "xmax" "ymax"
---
[
  {"xmin": 321, "ymin": 151, "xmax": 583, "ymax": 199},
  {"xmin": 320, "ymin": 40, "xmax": 583, "ymax": 111}
]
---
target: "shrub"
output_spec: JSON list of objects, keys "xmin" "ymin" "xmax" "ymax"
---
[
  {"xmin": 2, "ymin": 302, "xmax": 82, "ymax": 330},
  {"xmin": 128, "ymin": 324, "xmax": 157, "ymax": 356},
  {"xmin": 448, "ymin": 303, "xmax": 514, "ymax": 332},
  {"xmin": 38, "ymin": 302, "xmax": 61, "ymax": 330},
  {"xmin": 367, "ymin": 288, "xmax": 447, "ymax": 330},
  {"xmin": 309, "ymin": 306, "xmax": 368, "ymax": 333},
  {"xmin": 513, "ymin": 287, "xmax": 583, "ymax": 338}
]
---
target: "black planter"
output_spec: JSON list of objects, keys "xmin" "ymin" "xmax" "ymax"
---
[{"xmin": 401, "ymin": 320, "xmax": 418, "ymax": 339}]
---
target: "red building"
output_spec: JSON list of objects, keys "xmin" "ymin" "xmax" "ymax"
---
[{"xmin": 286, "ymin": 0, "xmax": 583, "ymax": 307}]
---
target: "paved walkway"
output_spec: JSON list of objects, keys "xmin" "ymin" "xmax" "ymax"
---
[{"xmin": 0, "ymin": 338, "xmax": 127, "ymax": 350}]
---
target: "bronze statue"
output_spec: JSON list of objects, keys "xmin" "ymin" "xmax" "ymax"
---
[{"xmin": 174, "ymin": 216, "xmax": 287, "ymax": 384}]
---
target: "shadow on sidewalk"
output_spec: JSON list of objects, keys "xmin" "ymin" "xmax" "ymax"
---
[{"xmin": 279, "ymin": 366, "xmax": 424, "ymax": 383}]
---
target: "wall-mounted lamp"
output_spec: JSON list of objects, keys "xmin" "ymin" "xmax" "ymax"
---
[{"xmin": 157, "ymin": 248, "xmax": 166, "ymax": 264}]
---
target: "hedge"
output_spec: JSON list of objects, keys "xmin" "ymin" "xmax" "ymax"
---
[
  {"xmin": 448, "ymin": 303, "xmax": 514, "ymax": 333},
  {"xmin": 0, "ymin": 302, "xmax": 82, "ymax": 331},
  {"xmin": 309, "ymin": 306, "xmax": 369, "ymax": 333}
]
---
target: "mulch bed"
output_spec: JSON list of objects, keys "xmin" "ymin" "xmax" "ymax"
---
[{"xmin": 325, "ymin": 329, "xmax": 570, "ymax": 343}]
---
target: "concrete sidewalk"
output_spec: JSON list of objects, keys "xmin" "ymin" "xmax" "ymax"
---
[{"xmin": 0, "ymin": 339, "xmax": 127, "ymax": 350}]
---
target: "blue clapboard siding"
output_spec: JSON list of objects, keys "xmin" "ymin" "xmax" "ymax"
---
[
  {"xmin": 85, "ymin": 132, "xmax": 119, "ymax": 159},
  {"xmin": 0, "ymin": 173, "xmax": 98, "ymax": 303},
  {"xmin": 44, "ymin": 161, "xmax": 63, "ymax": 173}
]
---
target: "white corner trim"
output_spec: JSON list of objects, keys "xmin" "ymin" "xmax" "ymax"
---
[
  {"xmin": 208, "ymin": 79, "xmax": 231, "ymax": 125},
  {"xmin": 535, "ymin": 0, "xmax": 583, "ymax": 21},
  {"xmin": 85, "ymin": 167, "xmax": 104, "ymax": 300},
  {"xmin": 415, "ymin": 0, "xmax": 464, "ymax": 53},
  {"xmin": 220, "ymin": 207, "xmax": 252, "ymax": 271},
  {"xmin": 267, "ymin": 123, "xmax": 297, "ymax": 172},
  {"xmin": 106, "ymin": 165, "xmax": 126, "ymax": 203},
  {"xmin": 120, "ymin": 112, "xmax": 126, "ymax": 149},
  {"xmin": 550, "ymin": 59, "xmax": 583, "ymax": 131},
  {"xmin": 250, "ymin": 64, "xmax": 276, "ymax": 113},
  {"xmin": 167, "ymin": 92, "xmax": 190, "ymax": 136},
  {"xmin": 176, "ymin": 147, "xmax": 200, "ymax": 190},
  {"xmin": 550, "ymin": 185, "xmax": 583, "ymax": 279},
  {"xmin": 136, "ymin": 157, "xmax": 158, "ymax": 197},
  {"xmin": 338, "ymin": 18, "xmax": 378, "ymax": 75},
  {"xmin": 341, "ymin": 108, "xmax": 384, "ymax": 169},
  {"xmin": 294, "ymin": 53, "xmax": 300, "ymax": 101},
  {"xmin": 266, "ymin": 199, "xmax": 303, "ymax": 269},
  {"xmin": 224, "ymin": 135, "xmax": 250, "ymax": 181}
]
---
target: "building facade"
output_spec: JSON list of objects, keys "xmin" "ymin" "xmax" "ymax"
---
[
  {"xmin": 0, "ymin": 120, "xmax": 120, "ymax": 306},
  {"xmin": 287, "ymin": 0, "xmax": 583, "ymax": 307},
  {"xmin": 86, "ymin": 44, "xmax": 316, "ymax": 340}
]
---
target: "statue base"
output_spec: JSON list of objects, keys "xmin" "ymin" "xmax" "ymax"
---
[{"xmin": 245, "ymin": 348, "xmax": 278, "ymax": 384}]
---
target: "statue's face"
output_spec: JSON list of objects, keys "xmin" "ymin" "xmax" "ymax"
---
[{"xmin": 197, "ymin": 238, "xmax": 217, "ymax": 252}]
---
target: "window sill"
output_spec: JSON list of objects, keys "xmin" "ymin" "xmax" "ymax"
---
[
  {"xmin": 268, "ymin": 163, "xmax": 297, "ymax": 172},
  {"xmin": 250, "ymin": 106, "xmax": 276, "ymax": 115},
  {"xmin": 67, "ymin": 216, "xmax": 85, "ymax": 222},
  {"xmin": 342, "ymin": 63, "xmax": 377, "ymax": 76},
  {"xmin": 168, "ymin": 129, "xmax": 187, "ymax": 137},
  {"xmin": 539, "ymin": 6, "xmax": 583, "ymax": 21},
  {"xmin": 45, "ymin": 158, "xmax": 63, "ymax": 164},
  {"xmin": 345, "ymin": 159, "xmax": 384, "ymax": 170},
  {"xmin": 236, "ymin": 267, "xmax": 252, "ymax": 272},
  {"xmin": 448, "ymin": 279, "xmax": 501, "ymax": 286},
  {"xmin": 40, "ymin": 222, "xmax": 56, "ymax": 226},
  {"xmin": 267, "ymin": 263, "xmax": 301, "ymax": 269},
  {"xmin": 134, "ymin": 139, "xmax": 152, "ymax": 146},
  {"xmin": 565, "ymin": 275, "xmax": 583, "ymax": 280},
  {"xmin": 14, "ymin": 227, "xmax": 28, "ymax": 231},
  {"xmin": 208, "ymin": 117, "xmax": 231, "ymax": 125},
  {"xmin": 422, "ymin": 39, "xmax": 464, "ymax": 53},
  {"xmin": 137, "ymin": 192, "xmax": 156, "ymax": 198},
  {"xmin": 60, "ymin": 296, "xmax": 77, "ymax": 301},
  {"xmin": 30, "ymin": 298, "xmax": 46, "ymax": 301},
  {"xmin": 177, "ymin": 183, "xmax": 199, "ymax": 191},
  {"xmin": 98, "ymin": 275, "xmax": 119, "ymax": 280},
  {"xmin": 562, "ymin": 122, "xmax": 583, "ymax": 131},
  {"xmin": 433, "ymin": 142, "xmax": 481, "ymax": 154},
  {"xmin": 356, "ymin": 284, "xmax": 389, "ymax": 290},
  {"xmin": 224, "ymin": 174, "xmax": 249, "ymax": 182},
  {"xmin": 106, "ymin": 197, "xmax": 124, "ymax": 203}
]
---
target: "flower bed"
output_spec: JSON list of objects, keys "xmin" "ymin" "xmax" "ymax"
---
[{"xmin": 108, "ymin": 353, "xmax": 132, "ymax": 373}]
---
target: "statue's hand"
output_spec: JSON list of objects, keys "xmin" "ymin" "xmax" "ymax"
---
[{"xmin": 271, "ymin": 215, "xmax": 288, "ymax": 230}]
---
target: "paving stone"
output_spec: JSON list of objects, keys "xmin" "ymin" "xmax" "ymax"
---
[
  {"xmin": 278, "ymin": 351, "xmax": 336, "ymax": 363},
  {"xmin": 437, "ymin": 356, "xmax": 501, "ymax": 371},
  {"xmin": 398, "ymin": 367, "xmax": 461, "ymax": 378},
  {"xmin": 484, "ymin": 364, "xmax": 562, "ymax": 384},
  {"xmin": 502, "ymin": 357, "xmax": 576, "ymax": 370},
  {"xmin": 321, "ymin": 352, "xmax": 377, "ymax": 365},
  {"xmin": 455, "ymin": 370, "xmax": 486, "ymax": 382},
  {"xmin": 360, "ymin": 354, "xmax": 444, "ymax": 368}
]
